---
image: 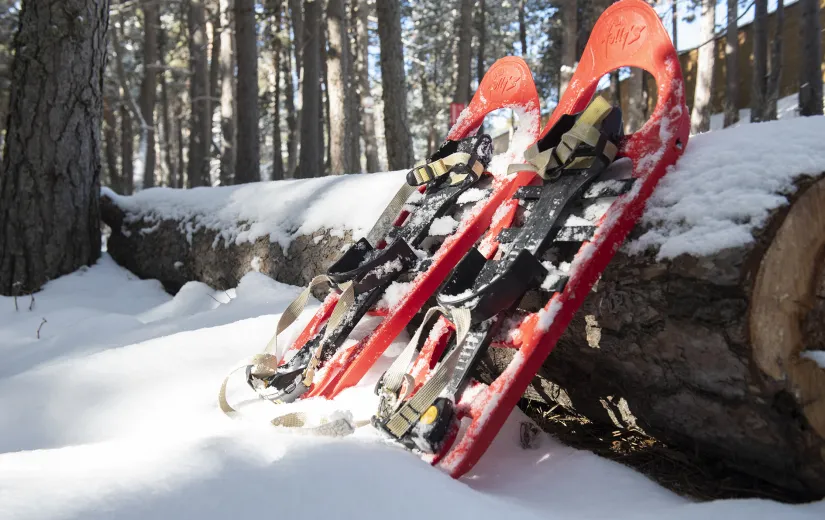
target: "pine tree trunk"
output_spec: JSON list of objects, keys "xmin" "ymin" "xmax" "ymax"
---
[
  {"xmin": 174, "ymin": 95, "xmax": 186, "ymax": 187},
  {"xmin": 158, "ymin": 12, "xmax": 177, "ymax": 188},
  {"xmin": 671, "ymin": 0, "xmax": 677, "ymax": 49},
  {"xmin": 120, "ymin": 103, "xmax": 134, "ymax": 194},
  {"xmin": 188, "ymin": 0, "xmax": 212, "ymax": 187},
  {"xmin": 355, "ymin": 0, "xmax": 380, "ymax": 173},
  {"xmin": 609, "ymin": 70, "xmax": 620, "ymax": 106},
  {"xmin": 219, "ymin": 0, "xmax": 235, "ymax": 185},
  {"xmin": 327, "ymin": 0, "xmax": 357, "ymax": 174},
  {"xmin": 625, "ymin": 68, "xmax": 644, "ymax": 133},
  {"xmin": 454, "ymin": 0, "xmax": 473, "ymax": 105},
  {"xmin": 288, "ymin": 0, "xmax": 303, "ymax": 162},
  {"xmin": 209, "ymin": 1, "xmax": 221, "ymax": 123},
  {"xmin": 519, "ymin": 0, "xmax": 527, "ymax": 56},
  {"xmin": 282, "ymin": 27, "xmax": 298, "ymax": 176},
  {"xmin": 376, "ymin": 0, "xmax": 412, "ymax": 170},
  {"xmin": 0, "ymin": 0, "xmax": 108, "ymax": 295},
  {"xmin": 690, "ymin": 0, "xmax": 715, "ymax": 133},
  {"xmin": 477, "ymin": 0, "xmax": 486, "ymax": 86},
  {"xmin": 724, "ymin": 0, "xmax": 739, "ymax": 127},
  {"xmin": 298, "ymin": 0, "xmax": 323, "ymax": 178},
  {"xmin": 110, "ymin": 11, "xmax": 142, "ymax": 190},
  {"xmin": 798, "ymin": 0, "xmax": 823, "ymax": 116},
  {"xmin": 270, "ymin": 1, "xmax": 285, "ymax": 181},
  {"xmin": 764, "ymin": 0, "xmax": 784, "ymax": 121},
  {"xmin": 234, "ymin": 0, "xmax": 260, "ymax": 183},
  {"xmin": 560, "ymin": 0, "xmax": 578, "ymax": 96},
  {"xmin": 321, "ymin": 23, "xmax": 331, "ymax": 174},
  {"xmin": 103, "ymin": 97, "xmax": 122, "ymax": 192},
  {"xmin": 751, "ymin": 0, "xmax": 768, "ymax": 123},
  {"xmin": 139, "ymin": 0, "xmax": 159, "ymax": 188}
]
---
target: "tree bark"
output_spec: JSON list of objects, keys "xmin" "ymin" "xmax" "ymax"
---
[
  {"xmin": 354, "ymin": 0, "xmax": 380, "ymax": 173},
  {"xmin": 625, "ymin": 68, "xmax": 644, "ymax": 133},
  {"xmin": 0, "ymin": 0, "xmax": 107, "ymax": 295},
  {"xmin": 479, "ymin": 173, "xmax": 825, "ymax": 501},
  {"xmin": 209, "ymin": 0, "xmax": 221, "ymax": 125},
  {"xmin": 298, "ymin": 0, "xmax": 323, "ymax": 178},
  {"xmin": 609, "ymin": 70, "xmax": 620, "ymax": 106},
  {"xmin": 671, "ymin": 0, "xmax": 677, "ymax": 50},
  {"xmin": 188, "ymin": 0, "xmax": 212, "ymax": 187},
  {"xmin": 724, "ymin": 0, "xmax": 739, "ymax": 127},
  {"xmin": 476, "ymin": 0, "xmax": 486, "ymax": 86},
  {"xmin": 271, "ymin": 0, "xmax": 285, "ymax": 181},
  {"xmin": 282, "ymin": 19, "xmax": 298, "ymax": 177},
  {"xmin": 764, "ymin": 0, "xmax": 784, "ymax": 121},
  {"xmin": 690, "ymin": 0, "xmax": 715, "ymax": 134},
  {"xmin": 560, "ymin": 0, "xmax": 578, "ymax": 97},
  {"xmin": 120, "ymin": 103, "xmax": 134, "ymax": 194},
  {"xmin": 234, "ymin": 0, "xmax": 260, "ymax": 183},
  {"xmin": 751, "ymin": 0, "xmax": 768, "ymax": 123},
  {"xmin": 103, "ymin": 96, "xmax": 121, "ymax": 192},
  {"xmin": 454, "ymin": 0, "xmax": 473, "ymax": 105},
  {"xmin": 174, "ymin": 94, "xmax": 186, "ymax": 187},
  {"xmin": 158, "ymin": 11, "xmax": 177, "ymax": 188},
  {"xmin": 376, "ymin": 0, "xmax": 413, "ymax": 170},
  {"xmin": 327, "ymin": 0, "xmax": 357, "ymax": 174},
  {"xmin": 321, "ymin": 21, "xmax": 331, "ymax": 173},
  {"xmin": 798, "ymin": 0, "xmax": 823, "ymax": 117},
  {"xmin": 139, "ymin": 0, "xmax": 159, "ymax": 188},
  {"xmin": 110, "ymin": 11, "xmax": 143, "ymax": 190},
  {"xmin": 519, "ymin": 0, "xmax": 527, "ymax": 56},
  {"xmin": 219, "ymin": 0, "xmax": 235, "ymax": 185}
]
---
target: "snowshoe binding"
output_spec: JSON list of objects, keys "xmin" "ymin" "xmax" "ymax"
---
[{"xmin": 371, "ymin": 0, "xmax": 690, "ymax": 477}]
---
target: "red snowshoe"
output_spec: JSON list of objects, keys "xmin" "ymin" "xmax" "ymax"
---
[
  {"xmin": 220, "ymin": 57, "xmax": 542, "ymax": 415},
  {"xmin": 370, "ymin": 0, "xmax": 690, "ymax": 478}
]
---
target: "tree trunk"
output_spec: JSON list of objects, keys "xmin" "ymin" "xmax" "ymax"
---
[
  {"xmin": 103, "ymin": 97, "xmax": 121, "ymax": 192},
  {"xmin": 625, "ymin": 68, "xmax": 644, "ymax": 133},
  {"xmin": 271, "ymin": 0, "xmax": 285, "ymax": 181},
  {"xmin": 139, "ymin": 0, "xmax": 159, "ymax": 188},
  {"xmin": 798, "ymin": 0, "xmax": 823, "ymax": 117},
  {"xmin": 671, "ymin": 0, "xmax": 677, "ymax": 49},
  {"xmin": 609, "ymin": 70, "xmax": 620, "ymax": 106},
  {"xmin": 234, "ymin": 0, "xmax": 260, "ymax": 183},
  {"xmin": 376, "ymin": 0, "xmax": 413, "ymax": 170},
  {"xmin": 454, "ymin": 0, "xmax": 473, "ymax": 105},
  {"xmin": 288, "ymin": 0, "xmax": 303, "ymax": 164},
  {"xmin": 282, "ymin": 21, "xmax": 298, "ymax": 177},
  {"xmin": 174, "ymin": 95, "xmax": 186, "ymax": 187},
  {"xmin": 158, "ymin": 12, "xmax": 177, "ymax": 188},
  {"xmin": 219, "ymin": 0, "xmax": 236, "ymax": 185},
  {"xmin": 120, "ymin": 103, "xmax": 135, "ymax": 194},
  {"xmin": 321, "ymin": 21, "xmax": 331, "ymax": 174},
  {"xmin": 480, "ymin": 173, "xmax": 825, "ymax": 501},
  {"xmin": 690, "ymin": 0, "xmax": 715, "ymax": 134},
  {"xmin": 476, "ymin": 0, "xmax": 486, "ymax": 86},
  {"xmin": 209, "ymin": 1, "xmax": 221, "ymax": 124},
  {"xmin": 764, "ymin": 0, "xmax": 784, "ymax": 121},
  {"xmin": 724, "ymin": 0, "xmax": 739, "ymax": 127},
  {"xmin": 346, "ymin": 0, "xmax": 361, "ymax": 172},
  {"xmin": 327, "ymin": 0, "xmax": 357, "ymax": 174},
  {"xmin": 519, "ymin": 0, "xmax": 527, "ymax": 56},
  {"xmin": 0, "ymin": 0, "xmax": 108, "ymax": 296},
  {"xmin": 188, "ymin": 0, "xmax": 212, "ymax": 187},
  {"xmin": 110, "ymin": 12, "xmax": 143, "ymax": 190},
  {"xmin": 560, "ymin": 0, "xmax": 578, "ymax": 97},
  {"xmin": 751, "ymin": 0, "xmax": 768, "ymax": 123},
  {"xmin": 298, "ymin": 0, "xmax": 323, "ymax": 178},
  {"xmin": 354, "ymin": 0, "xmax": 380, "ymax": 173}
]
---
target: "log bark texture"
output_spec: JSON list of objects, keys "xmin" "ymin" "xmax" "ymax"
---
[{"xmin": 479, "ymin": 173, "xmax": 825, "ymax": 500}]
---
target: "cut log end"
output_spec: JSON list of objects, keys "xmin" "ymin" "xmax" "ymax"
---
[{"xmin": 751, "ymin": 176, "xmax": 825, "ymax": 445}]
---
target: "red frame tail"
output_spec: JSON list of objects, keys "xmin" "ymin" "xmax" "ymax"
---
[{"xmin": 434, "ymin": 0, "xmax": 689, "ymax": 478}]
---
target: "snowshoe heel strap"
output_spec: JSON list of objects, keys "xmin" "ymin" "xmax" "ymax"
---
[{"xmin": 407, "ymin": 134, "xmax": 493, "ymax": 186}]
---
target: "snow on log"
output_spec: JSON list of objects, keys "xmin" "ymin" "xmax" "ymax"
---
[
  {"xmin": 480, "ymin": 117, "xmax": 825, "ymax": 499},
  {"xmin": 101, "ymin": 171, "xmax": 406, "ymax": 294}
]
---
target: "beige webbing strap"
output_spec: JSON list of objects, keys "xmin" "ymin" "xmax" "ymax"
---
[
  {"xmin": 218, "ymin": 274, "xmax": 337, "ymax": 416},
  {"xmin": 507, "ymin": 97, "xmax": 618, "ymax": 178},
  {"xmin": 410, "ymin": 152, "xmax": 486, "ymax": 186},
  {"xmin": 300, "ymin": 280, "xmax": 355, "ymax": 387},
  {"xmin": 366, "ymin": 182, "xmax": 418, "ymax": 247},
  {"xmin": 378, "ymin": 307, "xmax": 473, "ymax": 438}
]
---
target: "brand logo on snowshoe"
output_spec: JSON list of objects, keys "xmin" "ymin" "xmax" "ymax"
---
[
  {"xmin": 602, "ymin": 18, "xmax": 647, "ymax": 58},
  {"xmin": 489, "ymin": 71, "xmax": 521, "ymax": 93}
]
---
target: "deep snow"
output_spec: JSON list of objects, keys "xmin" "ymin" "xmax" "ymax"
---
[{"xmin": 1, "ymin": 257, "xmax": 823, "ymax": 520}]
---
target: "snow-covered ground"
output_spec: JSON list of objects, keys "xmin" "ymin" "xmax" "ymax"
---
[{"xmin": 1, "ymin": 257, "xmax": 823, "ymax": 520}]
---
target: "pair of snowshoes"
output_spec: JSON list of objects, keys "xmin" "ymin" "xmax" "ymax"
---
[{"xmin": 221, "ymin": 0, "xmax": 690, "ymax": 477}]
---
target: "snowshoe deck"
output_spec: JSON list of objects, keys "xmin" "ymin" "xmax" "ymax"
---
[{"xmin": 370, "ymin": 0, "xmax": 690, "ymax": 478}]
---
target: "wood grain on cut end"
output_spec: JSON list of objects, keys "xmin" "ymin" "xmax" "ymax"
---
[{"xmin": 750, "ymin": 177, "xmax": 825, "ymax": 442}]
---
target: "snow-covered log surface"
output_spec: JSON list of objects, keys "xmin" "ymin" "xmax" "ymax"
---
[{"xmin": 1, "ymin": 257, "xmax": 824, "ymax": 519}]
